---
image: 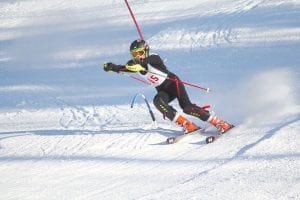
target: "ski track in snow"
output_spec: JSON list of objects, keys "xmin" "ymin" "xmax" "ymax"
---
[
  {"xmin": 0, "ymin": 105, "xmax": 299, "ymax": 199},
  {"xmin": 1, "ymin": 0, "xmax": 300, "ymax": 199}
]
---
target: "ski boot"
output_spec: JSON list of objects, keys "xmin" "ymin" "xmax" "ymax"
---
[
  {"xmin": 166, "ymin": 114, "xmax": 201, "ymax": 144},
  {"xmin": 174, "ymin": 114, "xmax": 200, "ymax": 134},
  {"xmin": 207, "ymin": 114, "xmax": 234, "ymax": 134}
]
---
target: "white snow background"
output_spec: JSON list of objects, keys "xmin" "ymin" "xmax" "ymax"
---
[{"xmin": 0, "ymin": 0, "xmax": 300, "ymax": 199}]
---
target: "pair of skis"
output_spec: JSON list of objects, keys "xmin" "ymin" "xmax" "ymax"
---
[{"xmin": 166, "ymin": 127, "xmax": 233, "ymax": 144}]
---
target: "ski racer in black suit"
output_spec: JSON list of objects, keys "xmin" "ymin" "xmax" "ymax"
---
[{"xmin": 103, "ymin": 39, "xmax": 233, "ymax": 134}]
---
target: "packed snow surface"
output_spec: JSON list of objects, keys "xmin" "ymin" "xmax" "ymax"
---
[{"xmin": 0, "ymin": 0, "xmax": 299, "ymax": 199}]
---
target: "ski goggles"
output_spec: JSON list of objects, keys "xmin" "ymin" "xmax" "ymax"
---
[{"xmin": 131, "ymin": 49, "xmax": 145, "ymax": 57}]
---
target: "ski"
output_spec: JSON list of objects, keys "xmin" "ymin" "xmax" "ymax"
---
[
  {"xmin": 205, "ymin": 125, "xmax": 235, "ymax": 144},
  {"xmin": 166, "ymin": 125, "xmax": 235, "ymax": 144},
  {"xmin": 166, "ymin": 129, "xmax": 203, "ymax": 144}
]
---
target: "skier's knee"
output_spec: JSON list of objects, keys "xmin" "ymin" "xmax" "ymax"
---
[
  {"xmin": 153, "ymin": 95, "xmax": 163, "ymax": 108},
  {"xmin": 153, "ymin": 96, "xmax": 176, "ymax": 121},
  {"xmin": 153, "ymin": 96, "xmax": 168, "ymax": 113}
]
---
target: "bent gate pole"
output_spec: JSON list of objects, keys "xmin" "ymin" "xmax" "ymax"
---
[{"xmin": 124, "ymin": 0, "xmax": 144, "ymax": 40}]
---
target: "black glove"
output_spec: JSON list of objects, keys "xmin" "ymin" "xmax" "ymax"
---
[{"xmin": 103, "ymin": 62, "xmax": 116, "ymax": 72}]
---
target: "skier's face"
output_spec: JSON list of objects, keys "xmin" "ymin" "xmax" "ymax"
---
[
  {"xmin": 131, "ymin": 48, "xmax": 146, "ymax": 61},
  {"xmin": 132, "ymin": 49, "xmax": 144, "ymax": 57}
]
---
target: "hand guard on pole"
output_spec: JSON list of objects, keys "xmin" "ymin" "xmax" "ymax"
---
[{"xmin": 125, "ymin": 64, "xmax": 146, "ymax": 72}]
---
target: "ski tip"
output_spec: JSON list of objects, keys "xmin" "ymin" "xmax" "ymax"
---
[
  {"xmin": 166, "ymin": 137, "xmax": 175, "ymax": 144},
  {"xmin": 205, "ymin": 136, "xmax": 216, "ymax": 144}
]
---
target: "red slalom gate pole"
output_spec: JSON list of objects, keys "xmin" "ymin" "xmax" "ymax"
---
[
  {"xmin": 124, "ymin": 0, "xmax": 144, "ymax": 40},
  {"xmin": 123, "ymin": 1, "xmax": 210, "ymax": 93}
]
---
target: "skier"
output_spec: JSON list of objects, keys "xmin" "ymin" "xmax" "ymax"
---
[{"xmin": 103, "ymin": 39, "xmax": 233, "ymax": 134}]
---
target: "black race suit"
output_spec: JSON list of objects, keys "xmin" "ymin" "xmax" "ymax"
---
[{"xmin": 111, "ymin": 54, "xmax": 210, "ymax": 122}]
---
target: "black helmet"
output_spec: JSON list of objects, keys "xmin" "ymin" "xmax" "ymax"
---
[{"xmin": 130, "ymin": 39, "xmax": 149, "ymax": 61}]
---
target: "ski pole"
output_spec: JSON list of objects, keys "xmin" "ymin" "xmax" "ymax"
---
[
  {"xmin": 124, "ymin": 0, "xmax": 144, "ymax": 40},
  {"xmin": 120, "ymin": 72, "xmax": 151, "ymax": 85},
  {"xmin": 144, "ymin": 69, "xmax": 211, "ymax": 93},
  {"xmin": 173, "ymin": 78, "xmax": 211, "ymax": 93},
  {"xmin": 119, "ymin": 67, "xmax": 210, "ymax": 92}
]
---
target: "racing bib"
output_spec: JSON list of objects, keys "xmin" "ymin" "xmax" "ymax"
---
[{"xmin": 140, "ymin": 65, "xmax": 168, "ymax": 87}]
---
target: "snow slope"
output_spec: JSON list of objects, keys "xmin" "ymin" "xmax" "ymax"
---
[{"xmin": 1, "ymin": 0, "xmax": 300, "ymax": 199}]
